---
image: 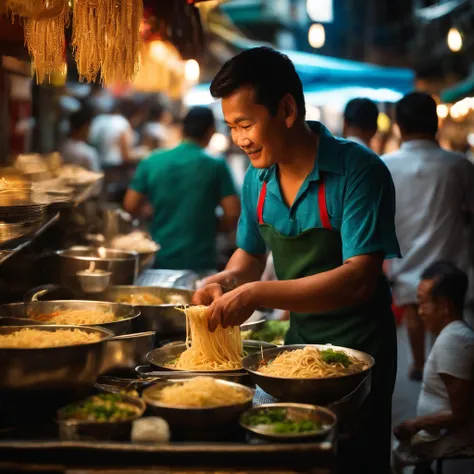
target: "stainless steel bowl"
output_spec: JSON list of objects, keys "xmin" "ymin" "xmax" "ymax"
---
[
  {"xmin": 242, "ymin": 344, "xmax": 374, "ymax": 405},
  {"xmin": 146, "ymin": 340, "xmax": 278, "ymax": 372},
  {"xmin": 3, "ymin": 300, "xmax": 141, "ymax": 336},
  {"xmin": 57, "ymin": 393, "xmax": 146, "ymax": 441},
  {"xmin": 102, "ymin": 286, "xmax": 193, "ymax": 336},
  {"xmin": 101, "ymin": 331, "xmax": 156, "ymax": 374},
  {"xmin": 77, "ymin": 270, "xmax": 112, "ymax": 294},
  {"xmin": 0, "ymin": 324, "xmax": 113, "ymax": 391},
  {"xmin": 142, "ymin": 378, "xmax": 254, "ymax": 433},
  {"xmin": 56, "ymin": 247, "xmax": 139, "ymax": 292},
  {"xmin": 239, "ymin": 403, "xmax": 337, "ymax": 441}
]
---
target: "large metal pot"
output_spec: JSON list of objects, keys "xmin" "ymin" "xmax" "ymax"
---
[
  {"xmin": 102, "ymin": 286, "xmax": 194, "ymax": 335},
  {"xmin": 0, "ymin": 300, "xmax": 140, "ymax": 336},
  {"xmin": 0, "ymin": 325, "xmax": 113, "ymax": 391},
  {"xmin": 242, "ymin": 344, "xmax": 374, "ymax": 405},
  {"xmin": 55, "ymin": 247, "xmax": 139, "ymax": 293}
]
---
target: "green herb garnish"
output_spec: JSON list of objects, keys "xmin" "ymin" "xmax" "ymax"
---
[
  {"xmin": 320, "ymin": 349, "xmax": 352, "ymax": 368},
  {"xmin": 61, "ymin": 393, "xmax": 139, "ymax": 423},
  {"xmin": 242, "ymin": 408, "xmax": 322, "ymax": 435}
]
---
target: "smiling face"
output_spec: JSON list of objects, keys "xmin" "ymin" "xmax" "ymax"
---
[{"xmin": 222, "ymin": 85, "xmax": 297, "ymax": 169}]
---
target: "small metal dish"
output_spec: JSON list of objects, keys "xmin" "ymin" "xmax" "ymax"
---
[
  {"xmin": 56, "ymin": 393, "xmax": 146, "ymax": 441},
  {"xmin": 77, "ymin": 269, "xmax": 112, "ymax": 294},
  {"xmin": 239, "ymin": 403, "xmax": 336, "ymax": 441}
]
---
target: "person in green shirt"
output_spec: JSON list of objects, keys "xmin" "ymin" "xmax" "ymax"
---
[
  {"xmin": 193, "ymin": 47, "xmax": 400, "ymax": 473},
  {"xmin": 123, "ymin": 106, "xmax": 240, "ymax": 272}
]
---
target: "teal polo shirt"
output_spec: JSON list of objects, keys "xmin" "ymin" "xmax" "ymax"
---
[
  {"xmin": 130, "ymin": 141, "xmax": 237, "ymax": 271},
  {"xmin": 237, "ymin": 121, "xmax": 401, "ymax": 262}
]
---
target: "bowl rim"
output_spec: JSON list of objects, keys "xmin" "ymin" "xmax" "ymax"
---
[
  {"xmin": 242, "ymin": 343, "xmax": 374, "ymax": 381},
  {"xmin": 142, "ymin": 377, "xmax": 255, "ymax": 411},
  {"xmin": 21, "ymin": 300, "xmax": 141, "ymax": 325},
  {"xmin": 239, "ymin": 402, "xmax": 337, "ymax": 439},
  {"xmin": 56, "ymin": 246, "xmax": 139, "ymax": 261},
  {"xmin": 0, "ymin": 324, "xmax": 114, "ymax": 350},
  {"xmin": 56, "ymin": 393, "xmax": 146, "ymax": 426}
]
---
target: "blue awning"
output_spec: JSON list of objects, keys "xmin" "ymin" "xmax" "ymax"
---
[{"xmin": 207, "ymin": 23, "xmax": 415, "ymax": 94}]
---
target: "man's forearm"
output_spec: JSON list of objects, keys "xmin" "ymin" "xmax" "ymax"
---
[
  {"xmin": 411, "ymin": 411, "xmax": 460, "ymax": 433},
  {"xmin": 250, "ymin": 257, "xmax": 381, "ymax": 313},
  {"xmin": 203, "ymin": 249, "xmax": 266, "ymax": 288}
]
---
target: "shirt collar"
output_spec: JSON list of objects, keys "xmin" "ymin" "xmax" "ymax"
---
[
  {"xmin": 400, "ymin": 139, "xmax": 439, "ymax": 151},
  {"xmin": 258, "ymin": 121, "xmax": 344, "ymax": 183}
]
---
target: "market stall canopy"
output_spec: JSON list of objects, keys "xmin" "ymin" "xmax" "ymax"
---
[
  {"xmin": 208, "ymin": 22, "xmax": 414, "ymax": 93},
  {"xmin": 440, "ymin": 72, "xmax": 474, "ymax": 103}
]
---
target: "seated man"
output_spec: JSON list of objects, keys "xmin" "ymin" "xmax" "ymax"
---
[{"xmin": 393, "ymin": 261, "xmax": 474, "ymax": 472}]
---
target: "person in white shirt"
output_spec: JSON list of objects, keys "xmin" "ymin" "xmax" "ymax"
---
[
  {"xmin": 89, "ymin": 98, "xmax": 148, "ymax": 167},
  {"xmin": 393, "ymin": 261, "xmax": 474, "ymax": 472},
  {"xmin": 343, "ymin": 97, "xmax": 379, "ymax": 148},
  {"xmin": 60, "ymin": 107, "xmax": 100, "ymax": 172},
  {"xmin": 383, "ymin": 92, "xmax": 474, "ymax": 381}
]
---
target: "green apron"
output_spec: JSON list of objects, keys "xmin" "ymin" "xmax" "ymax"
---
[{"xmin": 257, "ymin": 177, "xmax": 397, "ymax": 474}]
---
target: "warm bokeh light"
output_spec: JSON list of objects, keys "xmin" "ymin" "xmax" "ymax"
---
[
  {"xmin": 377, "ymin": 112, "xmax": 391, "ymax": 133},
  {"xmin": 436, "ymin": 104, "xmax": 449, "ymax": 119},
  {"xmin": 447, "ymin": 27, "xmax": 462, "ymax": 52},
  {"xmin": 185, "ymin": 59, "xmax": 200, "ymax": 84},
  {"xmin": 308, "ymin": 23, "xmax": 325, "ymax": 49},
  {"xmin": 208, "ymin": 133, "xmax": 229, "ymax": 153}
]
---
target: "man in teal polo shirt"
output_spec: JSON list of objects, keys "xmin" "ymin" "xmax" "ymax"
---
[
  {"xmin": 193, "ymin": 48, "xmax": 400, "ymax": 473},
  {"xmin": 123, "ymin": 106, "xmax": 240, "ymax": 272}
]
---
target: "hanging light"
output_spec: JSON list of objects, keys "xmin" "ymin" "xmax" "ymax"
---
[
  {"xmin": 185, "ymin": 59, "xmax": 200, "ymax": 84},
  {"xmin": 447, "ymin": 27, "xmax": 462, "ymax": 52},
  {"xmin": 436, "ymin": 104, "xmax": 449, "ymax": 119},
  {"xmin": 308, "ymin": 23, "xmax": 325, "ymax": 49}
]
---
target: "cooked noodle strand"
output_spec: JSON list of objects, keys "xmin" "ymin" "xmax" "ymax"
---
[{"xmin": 169, "ymin": 305, "xmax": 243, "ymax": 371}]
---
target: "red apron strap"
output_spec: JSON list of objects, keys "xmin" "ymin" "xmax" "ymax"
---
[
  {"xmin": 257, "ymin": 181, "xmax": 267, "ymax": 225},
  {"xmin": 318, "ymin": 179, "xmax": 332, "ymax": 230}
]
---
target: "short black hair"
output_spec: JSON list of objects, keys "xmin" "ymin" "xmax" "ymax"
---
[
  {"xmin": 149, "ymin": 100, "xmax": 165, "ymax": 122},
  {"xmin": 182, "ymin": 106, "xmax": 215, "ymax": 140},
  {"xmin": 344, "ymin": 98, "xmax": 379, "ymax": 131},
  {"xmin": 396, "ymin": 92, "xmax": 438, "ymax": 136},
  {"xmin": 210, "ymin": 46, "xmax": 306, "ymax": 118},
  {"xmin": 70, "ymin": 106, "xmax": 94, "ymax": 132},
  {"xmin": 421, "ymin": 261, "xmax": 468, "ymax": 314}
]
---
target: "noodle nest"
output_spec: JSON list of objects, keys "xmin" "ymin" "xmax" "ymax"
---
[
  {"xmin": 0, "ymin": 328, "xmax": 102, "ymax": 348},
  {"xmin": 153, "ymin": 377, "xmax": 251, "ymax": 408},
  {"xmin": 257, "ymin": 346, "xmax": 368, "ymax": 378},
  {"xmin": 167, "ymin": 306, "xmax": 243, "ymax": 371},
  {"xmin": 31, "ymin": 309, "xmax": 116, "ymax": 325}
]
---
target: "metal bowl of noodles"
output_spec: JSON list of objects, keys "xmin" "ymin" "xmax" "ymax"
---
[
  {"xmin": 142, "ymin": 377, "xmax": 254, "ymax": 437},
  {"xmin": 242, "ymin": 344, "xmax": 374, "ymax": 405}
]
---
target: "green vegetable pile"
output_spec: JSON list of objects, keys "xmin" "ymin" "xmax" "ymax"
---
[
  {"xmin": 242, "ymin": 320, "xmax": 290, "ymax": 344},
  {"xmin": 242, "ymin": 407, "xmax": 322, "ymax": 435},
  {"xmin": 320, "ymin": 348, "xmax": 352, "ymax": 368},
  {"xmin": 61, "ymin": 393, "xmax": 139, "ymax": 423}
]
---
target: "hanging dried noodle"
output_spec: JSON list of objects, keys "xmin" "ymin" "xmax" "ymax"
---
[
  {"xmin": 72, "ymin": 0, "xmax": 104, "ymax": 83},
  {"xmin": 100, "ymin": 0, "xmax": 143, "ymax": 86},
  {"xmin": 5, "ymin": 0, "xmax": 42, "ymax": 18},
  {"xmin": 24, "ymin": 0, "xmax": 69, "ymax": 84}
]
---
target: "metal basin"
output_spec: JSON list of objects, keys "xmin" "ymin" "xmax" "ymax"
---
[
  {"xmin": 102, "ymin": 286, "xmax": 194, "ymax": 336},
  {"xmin": 0, "ymin": 325, "xmax": 113, "ymax": 391},
  {"xmin": 242, "ymin": 344, "xmax": 374, "ymax": 405},
  {"xmin": 142, "ymin": 378, "xmax": 254, "ymax": 435},
  {"xmin": 55, "ymin": 247, "xmax": 139, "ymax": 293},
  {"xmin": 0, "ymin": 301, "xmax": 140, "ymax": 336}
]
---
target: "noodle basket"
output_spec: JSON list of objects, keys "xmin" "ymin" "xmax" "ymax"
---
[
  {"xmin": 142, "ymin": 378, "xmax": 254, "ymax": 435},
  {"xmin": 242, "ymin": 344, "xmax": 374, "ymax": 405}
]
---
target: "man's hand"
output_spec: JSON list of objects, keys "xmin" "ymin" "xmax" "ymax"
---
[
  {"xmin": 192, "ymin": 283, "xmax": 224, "ymax": 306},
  {"xmin": 393, "ymin": 420, "xmax": 419, "ymax": 441},
  {"xmin": 206, "ymin": 283, "xmax": 258, "ymax": 332}
]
